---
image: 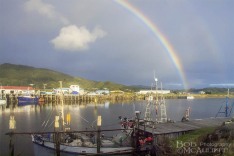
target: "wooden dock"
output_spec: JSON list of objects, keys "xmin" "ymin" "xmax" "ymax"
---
[
  {"xmin": 136, "ymin": 117, "xmax": 232, "ymax": 146},
  {"xmin": 139, "ymin": 117, "xmax": 230, "ymax": 136},
  {"xmin": 5, "ymin": 94, "xmax": 137, "ymax": 105}
]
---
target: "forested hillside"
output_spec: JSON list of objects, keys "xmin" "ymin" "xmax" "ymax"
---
[{"xmin": 0, "ymin": 63, "xmax": 136, "ymax": 91}]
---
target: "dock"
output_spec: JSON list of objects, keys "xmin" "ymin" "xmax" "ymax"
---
[
  {"xmin": 140, "ymin": 117, "xmax": 230, "ymax": 134},
  {"xmin": 4, "ymin": 94, "xmax": 137, "ymax": 105},
  {"xmin": 5, "ymin": 115, "xmax": 231, "ymax": 156},
  {"xmin": 137, "ymin": 117, "xmax": 231, "ymax": 144}
]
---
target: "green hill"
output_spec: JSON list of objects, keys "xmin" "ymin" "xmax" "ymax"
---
[
  {"xmin": 1, "ymin": 63, "xmax": 233, "ymax": 94},
  {"xmin": 0, "ymin": 63, "xmax": 138, "ymax": 91}
]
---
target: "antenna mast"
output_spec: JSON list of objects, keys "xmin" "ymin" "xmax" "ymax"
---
[
  {"xmin": 215, "ymin": 88, "xmax": 234, "ymax": 118},
  {"xmin": 160, "ymin": 82, "xmax": 167, "ymax": 123},
  {"xmin": 144, "ymin": 73, "xmax": 168, "ymax": 124}
]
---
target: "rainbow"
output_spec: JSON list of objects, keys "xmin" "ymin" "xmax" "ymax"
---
[{"xmin": 115, "ymin": 0, "xmax": 188, "ymax": 89}]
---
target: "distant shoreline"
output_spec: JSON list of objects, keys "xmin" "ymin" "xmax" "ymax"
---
[{"xmin": 163, "ymin": 94, "xmax": 231, "ymax": 99}]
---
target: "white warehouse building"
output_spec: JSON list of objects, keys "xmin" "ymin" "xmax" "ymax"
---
[
  {"xmin": 137, "ymin": 90, "xmax": 170, "ymax": 94},
  {"xmin": 53, "ymin": 85, "xmax": 83, "ymax": 95}
]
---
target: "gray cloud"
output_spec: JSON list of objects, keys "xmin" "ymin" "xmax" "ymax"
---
[{"xmin": 24, "ymin": 0, "xmax": 70, "ymax": 25}]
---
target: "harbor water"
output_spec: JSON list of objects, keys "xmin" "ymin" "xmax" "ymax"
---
[{"xmin": 0, "ymin": 98, "xmax": 231, "ymax": 155}]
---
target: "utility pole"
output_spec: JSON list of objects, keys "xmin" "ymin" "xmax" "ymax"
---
[
  {"xmin": 43, "ymin": 84, "xmax": 47, "ymax": 90},
  {"xmin": 135, "ymin": 111, "xmax": 141, "ymax": 152},
  {"xmin": 9, "ymin": 115, "xmax": 16, "ymax": 156},
  {"xmin": 97, "ymin": 116, "xmax": 102, "ymax": 153},
  {"xmin": 54, "ymin": 115, "xmax": 60, "ymax": 156}
]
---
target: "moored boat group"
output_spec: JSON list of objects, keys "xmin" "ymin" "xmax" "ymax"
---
[{"xmin": 32, "ymin": 130, "xmax": 135, "ymax": 155}]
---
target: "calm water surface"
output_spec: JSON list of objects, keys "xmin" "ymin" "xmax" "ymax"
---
[{"xmin": 0, "ymin": 98, "xmax": 231, "ymax": 155}]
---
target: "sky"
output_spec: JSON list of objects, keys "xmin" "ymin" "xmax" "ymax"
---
[{"xmin": 1, "ymin": 0, "xmax": 234, "ymax": 89}]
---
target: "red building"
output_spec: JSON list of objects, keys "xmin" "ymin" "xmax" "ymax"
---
[{"xmin": 0, "ymin": 86, "xmax": 35, "ymax": 94}]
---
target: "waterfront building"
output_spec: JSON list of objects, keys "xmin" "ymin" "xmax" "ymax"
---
[
  {"xmin": 96, "ymin": 90, "xmax": 110, "ymax": 95},
  {"xmin": 0, "ymin": 86, "xmax": 35, "ymax": 95},
  {"xmin": 53, "ymin": 85, "xmax": 81, "ymax": 95},
  {"xmin": 137, "ymin": 90, "xmax": 170, "ymax": 94},
  {"xmin": 110, "ymin": 90, "xmax": 124, "ymax": 94}
]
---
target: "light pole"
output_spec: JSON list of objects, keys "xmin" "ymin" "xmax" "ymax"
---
[
  {"xmin": 9, "ymin": 115, "xmax": 16, "ymax": 156},
  {"xmin": 29, "ymin": 84, "xmax": 34, "ymax": 95},
  {"xmin": 0, "ymin": 83, "xmax": 2, "ymax": 98},
  {"xmin": 43, "ymin": 84, "xmax": 47, "ymax": 90},
  {"xmin": 97, "ymin": 115, "xmax": 102, "ymax": 153}
]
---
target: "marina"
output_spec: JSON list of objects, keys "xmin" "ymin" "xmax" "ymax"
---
[
  {"xmin": 1, "ymin": 0, "xmax": 234, "ymax": 155},
  {"xmin": 1, "ymin": 78, "xmax": 234, "ymax": 156},
  {"xmin": 1, "ymin": 97, "xmax": 233, "ymax": 156}
]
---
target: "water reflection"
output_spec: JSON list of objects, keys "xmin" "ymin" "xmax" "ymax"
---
[
  {"xmin": 1, "ymin": 99, "xmax": 231, "ymax": 122},
  {"xmin": 0, "ymin": 101, "xmax": 112, "ymax": 114},
  {"xmin": 1, "ymin": 98, "xmax": 232, "ymax": 156}
]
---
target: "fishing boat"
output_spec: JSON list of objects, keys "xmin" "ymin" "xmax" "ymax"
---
[
  {"xmin": 17, "ymin": 95, "xmax": 39, "ymax": 104},
  {"xmin": 32, "ymin": 131, "xmax": 134, "ymax": 155},
  {"xmin": 31, "ymin": 81, "xmax": 134, "ymax": 155},
  {"xmin": 31, "ymin": 110, "xmax": 134, "ymax": 155}
]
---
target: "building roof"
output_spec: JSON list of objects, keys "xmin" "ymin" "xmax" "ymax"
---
[{"xmin": 0, "ymin": 86, "xmax": 34, "ymax": 90}]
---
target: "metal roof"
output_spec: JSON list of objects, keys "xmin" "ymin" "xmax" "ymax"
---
[{"xmin": 0, "ymin": 86, "xmax": 34, "ymax": 90}]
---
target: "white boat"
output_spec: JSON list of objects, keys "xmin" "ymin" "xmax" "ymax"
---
[
  {"xmin": 0, "ymin": 96, "xmax": 7, "ymax": 105},
  {"xmin": 187, "ymin": 96, "xmax": 194, "ymax": 99}
]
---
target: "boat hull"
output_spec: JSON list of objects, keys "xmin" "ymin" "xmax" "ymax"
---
[
  {"xmin": 32, "ymin": 135, "xmax": 134, "ymax": 155},
  {"xmin": 17, "ymin": 96, "xmax": 39, "ymax": 103}
]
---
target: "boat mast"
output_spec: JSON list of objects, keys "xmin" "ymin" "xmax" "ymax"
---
[{"xmin": 59, "ymin": 81, "xmax": 65, "ymax": 129}]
